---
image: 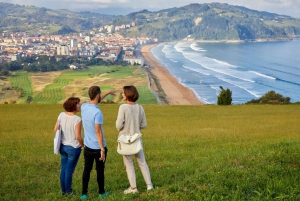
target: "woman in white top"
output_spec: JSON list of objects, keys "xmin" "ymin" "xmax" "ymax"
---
[
  {"xmin": 116, "ymin": 85, "xmax": 153, "ymax": 194},
  {"xmin": 54, "ymin": 97, "xmax": 84, "ymax": 195}
]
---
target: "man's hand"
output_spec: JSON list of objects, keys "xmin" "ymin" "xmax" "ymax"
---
[
  {"xmin": 99, "ymin": 150, "xmax": 106, "ymax": 162},
  {"xmin": 107, "ymin": 90, "xmax": 116, "ymax": 96},
  {"xmin": 101, "ymin": 90, "xmax": 116, "ymax": 100}
]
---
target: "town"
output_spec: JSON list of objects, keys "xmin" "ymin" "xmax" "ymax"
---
[{"xmin": 0, "ymin": 24, "xmax": 159, "ymax": 70}]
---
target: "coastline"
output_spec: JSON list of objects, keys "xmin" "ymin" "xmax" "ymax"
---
[
  {"xmin": 183, "ymin": 37, "xmax": 296, "ymax": 43},
  {"xmin": 140, "ymin": 44, "xmax": 203, "ymax": 105}
]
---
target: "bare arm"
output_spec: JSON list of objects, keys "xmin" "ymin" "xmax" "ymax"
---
[
  {"xmin": 95, "ymin": 123, "xmax": 106, "ymax": 162},
  {"xmin": 101, "ymin": 90, "xmax": 116, "ymax": 100},
  {"xmin": 75, "ymin": 121, "xmax": 84, "ymax": 148}
]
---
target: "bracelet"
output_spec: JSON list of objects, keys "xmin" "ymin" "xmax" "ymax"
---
[{"xmin": 101, "ymin": 149, "xmax": 105, "ymax": 152}]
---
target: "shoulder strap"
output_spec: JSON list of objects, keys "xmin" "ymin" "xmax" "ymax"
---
[
  {"xmin": 137, "ymin": 104, "xmax": 140, "ymax": 122},
  {"xmin": 137, "ymin": 104, "xmax": 141, "ymax": 133},
  {"xmin": 57, "ymin": 113, "xmax": 62, "ymax": 130}
]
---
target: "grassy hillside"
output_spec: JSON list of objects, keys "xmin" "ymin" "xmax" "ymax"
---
[
  {"xmin": 0, "ymin": 2, "xmax": 113, "ymax": 34},
  {"xmin": 1, "ymin": 104, "xmax": 300, "ymax": 200},
  {"xmin": 116, "ymin": 3, "xmax": 300, "ymax": 41}
]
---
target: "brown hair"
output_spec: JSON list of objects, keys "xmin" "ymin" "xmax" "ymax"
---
[
  {"xmin": 123, "ymin": 85, "xmax": 139, "ymax": 102},
  {"xmin": 63, "ymin": 97, "xmax": 80, "ymax": 112},
  {"xmin": 88, "ymin": 86, "xmax": 101, "ymax": 100}
]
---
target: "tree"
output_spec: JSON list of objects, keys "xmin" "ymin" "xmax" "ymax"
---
[{"xmin": 217, "ymin": 86, "xmax": 232, "ymax": 105}]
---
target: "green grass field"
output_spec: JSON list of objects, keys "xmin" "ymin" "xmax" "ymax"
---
[
  {"xmin": 9, "ymin": 65, "xmax": 156, "ymax": 104},
  {"xmin": 1, "ymin": 104, "xmax": 300, "ymax": 200},
  {"xmin": 9, "ymin": 71, "xmax": 34, "ymax": 103}
]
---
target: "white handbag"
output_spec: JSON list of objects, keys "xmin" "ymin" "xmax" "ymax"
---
[
  {"xmin": 117, "ymin": 133, "xmax": 142, "ymax": 155},
  {"xmin": 117, "ymin": 104, "xmax": 143, "ymax": 155},
  {"xmin": 54, "ymin": 117, "xmax": 62, "ymax": 154}
]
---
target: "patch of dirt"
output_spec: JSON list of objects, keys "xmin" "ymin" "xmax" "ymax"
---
[
  {"xmin": 0, "ymin": 76, "xmax": 18, "ymax": 104},
  {"xmin": 60, "ymin": 70, "xmax": 148, "ymax": 103},
  {"xmin": 31, "ymin": 71, "xmax": 62, "ymax": 93}
]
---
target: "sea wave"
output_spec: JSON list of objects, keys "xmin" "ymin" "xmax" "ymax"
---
[
  {"xmin": 150, "ymin": 40, "xmax": 300, "ymax": 104},
  {"xmin": 176, "ymin": 77, "xmax": 210, "ymax": 104},
  {"xmin": 217, "ymin": 77, "xmax": 261, "ymax": 98},
  {"xmin": 182, "ymin": 65, "xmax": 210, "ymax": 76},
  {"xmin": 190, "ymin": 43, "xmax": 206, "ymax": 52},
  {"xmin": 213, "ymin": 59, "xmax": 237, "ymax": 68},
  {"xmin": 170, "ymin": 59, "xmax": 178, "ymax": 63},
  {"xmin": 249, "ymin": 71, "xmax": 276, "ymax": 80},
  {"xmin": 276, "ymin": 78, "xmax": 300, "ymax": 86},
  {"xmin": 182, "ymin": 53, "xmax": 256, "ymax": 83},
  {"xmin": 174, "ymin": 42, "xmax": 187, "ymax": 53}
]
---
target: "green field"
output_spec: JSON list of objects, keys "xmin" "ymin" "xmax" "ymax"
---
[
  {"xmin": 1, "ymin": 104, "xmax": 300, "ymax": 200},
  {"xmin": 9, "ymin": 71, "xmax": 34, "ymax": 103},
  {"xmin": 48, "ymin": 25, "xmax": 62, "ymax": 33},
  {"xmin": 8, "ymin": 66, "xmax": 156, "ymax": 104}
]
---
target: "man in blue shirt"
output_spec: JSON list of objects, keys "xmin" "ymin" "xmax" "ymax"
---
[{"xmin": 80, "ymin": 86, "xmax": 115, "ymax": 200}]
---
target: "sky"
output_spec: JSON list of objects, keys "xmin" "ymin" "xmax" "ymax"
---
[{"xmin": 1, "ymin": 0, "xmax": 300, "ymax": 18}]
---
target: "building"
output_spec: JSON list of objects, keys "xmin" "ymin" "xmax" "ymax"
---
[
  {"xmin": 123, "ymin": 57, "xmax": 145, "ymax": 66},
  {"xmin": 85, "ymin": 36, "xmax": 91, "ymax": 43},
  {"xmin": 70, "ymin": 39, "xmax": 77, "ymax": 48},
  {"xmin": 57, "ymin": 45, "xmax": 69, "ymax": 55}
]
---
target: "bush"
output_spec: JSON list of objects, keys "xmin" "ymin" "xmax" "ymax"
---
[
  {"xmin": 0, "ymin": 69, "xmax": 10, "ymax": 76},
  {"xmin": 246, "ymin": 90, "xmax": 290, "ymax": 104},
  {"xmin": 217, "ymin": 86, "xmax": 232, "ymax": 105}
]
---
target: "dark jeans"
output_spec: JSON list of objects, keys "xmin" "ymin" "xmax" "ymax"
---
[
  {"xmin": 60, "ymin": 144, "xmax": 82, "ymax": 194},
  {"xmin": 82, "ymin": 146, "xmax": 108, "ymax": 195}
]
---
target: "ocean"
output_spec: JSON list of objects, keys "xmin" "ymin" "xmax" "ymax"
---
[{"xmin": 150, "ymin": 39, "xmax": 300, "ymax": 104}]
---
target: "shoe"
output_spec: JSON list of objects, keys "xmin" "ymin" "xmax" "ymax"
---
[
  {"xmin": 124, "ymin": 187, "xmax": 138, "ymax": 194},
  {"xmin": 80, "ymin": 194, "xmax": 88, "ymax": 200},
  {"xmin": 99, "ymin": 191, "xmax": 110, "ymax": 198},
  {"xmin": 66, "ymin": 191, "xmax": 76, "ymax": 195},
  {"xmin": 147, "ymin": 185, "xmax": 154, "ymax": 191},
  {"xmin": 63, "ymin": 189, "xmax": 76, "ymax": 195}
]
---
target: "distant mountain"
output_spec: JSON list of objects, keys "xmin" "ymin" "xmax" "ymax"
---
[
  {"xmin": 1, "ymin": 2, "xmax": 300, "ymax": 41},
  {"xmin": 0, "ymin": 2, "xmax": 114, "ymax": 34},
  {"xmin": 114, "ymin": 3, "xmax": 300, "ymax": 41},
  {"xmin": 78, "ymin": 7, "xmax": 141, "ymax": 16}
]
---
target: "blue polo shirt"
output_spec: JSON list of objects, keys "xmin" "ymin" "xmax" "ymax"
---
[{"xmin": 81, "ymin": 103, "xmax": 106, "ymax": 149}]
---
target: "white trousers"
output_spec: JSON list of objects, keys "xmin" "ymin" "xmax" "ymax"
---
[{"xmin": 123, "ymin": 150, "xmax": 152, "ymax": 188}]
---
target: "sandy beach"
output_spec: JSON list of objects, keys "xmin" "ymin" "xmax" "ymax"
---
[{"xmin": 140, "ymin": 44, "xmax": 203, "ymax": 105}]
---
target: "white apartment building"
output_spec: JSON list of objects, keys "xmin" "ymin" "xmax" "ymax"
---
[
  {"xmin": 57, "ymin": 45, "xmax": 69, "ymax": 55},
  {"xmin": 70, "ymin": 39, "xmax": 77, "ymax": 48},
  {"xmin": 85, "ymin": 36, "xmax": 91, "ymax": 43},
  {"xmin": 123, "ymin": 57, "xmax": 145, "ymax": 66},
  {"xmin": 107, "ymin": 25, "xmax": 114, "ymax": 33}
]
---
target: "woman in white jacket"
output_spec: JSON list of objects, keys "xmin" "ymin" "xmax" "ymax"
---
[{"xmin": 116, "ymin": 85, "xmax": 153, "ymax": 194}]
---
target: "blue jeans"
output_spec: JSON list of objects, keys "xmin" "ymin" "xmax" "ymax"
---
[{"xmin": 60, "ymin": 144, "xmax": 82, "ymax": 194}]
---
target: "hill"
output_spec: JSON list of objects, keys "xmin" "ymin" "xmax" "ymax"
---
[
  {"xmin": 1, "ymin": 104, "xmax": 300, "ymax": 200},
  {"xmin": 0, "ymin": 2, "xmax": 300, "ymax": 40},
  {"xmin": 0, "ymin": 2, "xmax": 114, "ymax": 34},
  {"xmin": 114, "ymin": 3, "xmax": 300, "ymax": 41}
]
